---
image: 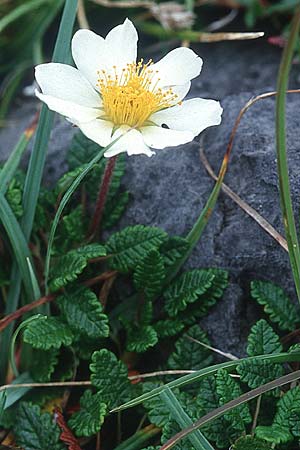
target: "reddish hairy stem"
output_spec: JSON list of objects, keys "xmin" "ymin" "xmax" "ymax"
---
[{"xmin": 88, "ymin": 155, "xmax": 117, "ymax": 237}]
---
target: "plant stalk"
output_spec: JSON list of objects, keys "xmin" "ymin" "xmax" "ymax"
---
[
  {"xmin": 88, "ymin": 155, "xmax": 117, "ymax": 238},
  {"xmin": 275, "ymin": 6, "xmax": 300, "ymax": 302}
]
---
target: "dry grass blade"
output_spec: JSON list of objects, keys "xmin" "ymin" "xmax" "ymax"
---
[
  {"xmin": 89, "ymin": 0, "xmax": 154, "ymax": 7},
  {"xmin": 199, "ymin": 145, "xmax": 288, "ymax": 252},
  {"xmin": 195, "ymin": 31, "xmax": 264, "ymax": 42}
]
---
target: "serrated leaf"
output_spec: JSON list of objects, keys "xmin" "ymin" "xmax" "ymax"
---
[
  {"xmin": 154, "ymin": 319, "xmax": 185, "ymax": 338},
  {"xmin": 23, "ymin": 316, "xmax": 73, "ymax": 350},
  {"xmin": 160, "ymin": 236, "xmax": 190, "ymax": 267},
  {"xmin": 273, "ymin": 386, "xmax": 300, "ymax": 436},
  {"xmin": 57, "ymin": 287, "xmax": 109, "ymax": 339},
  {"xmin": 167, "ymin": 325, "xmax": 213, "ymax": 370},
  {"xmin": 247, "ymin": 319, "xmax": 282, "ymax": 356},
  {"xmin": 68, "ymin": 390, "xmax": 107, "ymax": 437},
  {"xmin": 30, "ymin": 348, "xmax": 59, "ymax": 382},
  {"xmin": 49, "ymin": 243, "xmax": 106, "ymax": 291},
  {"xmin": 67, "ymin": 131, "xmax": 101, "ymax": 170},
  {"xmin": 56, "ymin": 165, "xmax": 88, "ymax": 195},
  {"xmin": 162, "ymin": 420, "xmax": 195, "ymax": 450},
  {"xmin": 196, "ymin": 375, "xmax": 240, "ymax": 448},
  {"xmin": 102, "ymin": 190, "xmax": 129, "ymax": 230},
  {"xmin": 127, "ymin": 325, "xmax": 158, "ymax": 353},
  {"xmin": 216, "ymin": 369, "xmax": 252, "ymax": 432},
  {"xmin": 62, "ymin": 205, "xmax": 86, "ymax": 243},
  {"xmin": 143, "ymin": 382, "xmax": 172, "ymax": 427},
  {"xmin": 164, "ymin": 269, "xmax": 215, "ymax": 317},
  {"xmin": 106, "ymin": 225, "xmax": 168, "ymax": 273},
  {"xmin": 6, "ymin": 178, "xmax": 23, "ymax": 218},
  {"xmin": 237, "ymin": 359, "xmax": 284, "ymax": 395},
  {"xmin": 232, "ymin": 435, "xmax": 273, "ymax": 450},
  {"xmin": 255, "ymin": 424, "xmax": 292, "ymax": 444},
  {"xmin": 133, "ymin": 249, "xmax": 165, "ymax": 300},
  {"xmin": 14, "ymin": 402, "xmax": 64, "ymax": 450},
  {"xmin": 90, "ymin": 349, "xmax": 132, "ymax": 409},
  {"xmin": 251, "ymin": 280, "xmax": 299, "ymax": 331}
]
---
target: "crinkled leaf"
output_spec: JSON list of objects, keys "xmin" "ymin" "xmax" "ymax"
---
[
  {"xmin": 23, "ymin": 316, "xmax": 73, "ymax": 350},
  {"xmin": 106, "ymin": 225, "xmax": 168, "ymax": 273},
  {"xmin": 143, "ymin": 382, "xmax": 172, "ymax": 427},
  {"xmin": 6, "ymin": 178, "xmax": 23, "ymax": 218},
  {"xmin": 232, "ymin": 435, "xmax": 273, "ymax": 450},
  {"xmin": 30, "ymin": 348, "xmax": 59, "ymax": 382},
  {"xmin": 57, "ymin": 287, "xmax": 109, "ymax": 339},
  {"xmin": 49, "ymin": 243, "xmax": 106, "ymax": 291},
  {"xmin": 102, "ymin": 190, "xmax": 129, "ymax": 230},
  {"xmin": 216, "ymin": 369, "xmax": 252, "ymax": 432},
  {"xmin": 154, "ymin": 319, "xmax": 185, "ymax": 338},
  {"xmin": 255, "ymin": 424, "xmax": 292, "ymax": 444},
  {"xmin": 127, "ymin": 325, "xmax": 158, "ymax": 353},
  {"xmin": 67, "ymin": 131, "xmax": 101, "ymax": 169},
  {"xmin": 90, "ymin": 349, "xmax": 132, "ymax": 409},
  {"xmin": 167, "ymin": 325, "xmax": 213, "ymax": 370},
  {"xmin": 237, "ymin": 359, "xmax": 284, "ymax": 395},
  {"xmin": 133, "ymin": 249, "xmax": 165, "ymax": 300},
  {"xmin": 14, "ymin": 402, "xmax": 64, "ymax": 450},
  {"xmin": 160, "ymin": 236, "xmax": 190, "ymax": 267},
  {"xmin": 164, "ymin": 269, "xmax": 215, "ymax": 317},
  {"xmin": 251, "ymin": 280, "xmax": 299, "ymax": 331},
  {"xmin": 247, "ymin": 319, "xmax": 282, "ymax": 356},
  {"xmin": 68, "ymin": 390, "xmax": 107, "ymax": 437}
]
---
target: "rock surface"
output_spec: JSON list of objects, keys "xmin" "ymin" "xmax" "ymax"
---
[{"xmin": 1, "ymin": 38, "xmax": 300, "ymax": 355}]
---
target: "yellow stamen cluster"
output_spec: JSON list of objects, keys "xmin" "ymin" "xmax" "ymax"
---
[{"xmin": 97, "ymin": 59, "xmax": 178, "ymax": 128}]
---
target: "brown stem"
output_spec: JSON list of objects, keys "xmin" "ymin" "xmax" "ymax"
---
[{"xmin": 88, "ymin": 156, "xmax": 117, "ymax": 238}]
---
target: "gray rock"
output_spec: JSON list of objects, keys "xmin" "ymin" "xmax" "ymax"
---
[{"xmin": 1, "ymin": 39, "xmax": 299, "ymax": 355}]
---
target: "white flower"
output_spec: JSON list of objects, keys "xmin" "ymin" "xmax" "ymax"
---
[{"xmin": 35, "ymin": 19, "xmax": 222, "ymax": 157}]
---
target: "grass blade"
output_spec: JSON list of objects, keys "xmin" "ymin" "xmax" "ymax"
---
[
  {"xmin": 0, "ymin": 0, "xmax": 50, "ymax": 33},
  {"xmin": 111, "ymin": 351, "xmax": 300, "ymax": 412},
  {"xmin": 275, "ymin": 7, "xmax": 300, "ymax": 302},
  {"xmin": 160, "ymin": 387, "xmax": 214, "ymax": 450}
]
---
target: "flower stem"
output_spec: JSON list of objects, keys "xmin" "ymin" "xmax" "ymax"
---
[
  {"xmin": 276, "ymin": 7, "xmax": 300, "ymax": 303},
  {"xmin": 88, "ymin": 155, "xmax": 117, "ymax": 238}
]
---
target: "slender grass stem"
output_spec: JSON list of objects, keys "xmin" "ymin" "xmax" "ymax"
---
[{"xmin": 275, "ymin": 6, "xmax": 300, "ymax": 302}]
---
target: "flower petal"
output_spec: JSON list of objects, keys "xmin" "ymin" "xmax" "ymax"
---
[
  {"xmin": 73, "ymin": 119, "xmax": 114, "ymax": 148},
  {"xmin": 72, "ymin": 29, "xmax": 105, "ymax": 89},
  {"xmin": 151, "ymin": 47, "xmax": 202, "ymax": 87},
  {"xmin": 105, "ymin": 126, "xmax": 154, "ymax": 157},
  {"xmin": 35, "ymin": 91, "xmax": 101, "ymax": 123},
  {"xmin": 35, "ymin": 63, "xmax": 100, "ymax": 107},
  {"xmin": 151, "ymin": 98, "xmax": 223, "ymax": 136},
  {"xmin": 140, "ymin": 125, "xmax": 194, "ymax": 149},
  {"xmin": 104, "ymin": 18, "xmax": 138, "ymax": 69},
  {"xmin": 170, "ymin": 81, "xmax": 191, "ymax": 102}
]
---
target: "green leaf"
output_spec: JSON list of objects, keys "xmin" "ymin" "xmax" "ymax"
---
[
  {"xmin": 164, "ymin": 269, "xmax": 215, "ymax": 317},
  {"xmin": 216, "ymin": 369, "xmax": 251, "ymax": 432},
  {"xmin": 30, "ymin": 348, "xmax": 59, "ymax": 382},
  {"xmin": 61, "ymin": 204, "xmax": 86, "ymax": 243},
  {"xmin": 143, "ymin": 382, "xmax": 172, "ymax": 427},
  {"xmin": 255, "ymin": 424, "xmax": 292, "ymax": 444},
  {"xmin": 167, "ymin": 325, "xmax": 213, "ymax": 370},
  {"xmin": 133, "ymin": 249, "xmax": 165, "ymax": 300},
  {"xmin": 162, "ymin": 420, "xmax": 196, "ymax": 450},
  {"xmin": 237, "ymin": 359, "xmax": 284, "ymax": 395},
  {"xmin": 0, "ymin": 391, "xmax": 6, "ymax": 422},
  {"xmin": 160, "ymin": 236, "xmax": 190, "ymax": 267},
  {"xmin": 67, "ymin": 131, "xmax": 100, "ymax": 170},
  {"xmin": 232, "ymin": 435, "xmax": 273, "ymax": 450},
  {"xmin": 14, "ymin": 402, "xmax": 64, "ymax": 450},
  {"xmin": 106, "ymin": 225, "xmax": 168, "ymax": 273},
  {"xmin": 6, "ymin": 177, "xmax": 23, "ymax": 218},
  {"xmin": 49, "ymin": 243, "xmax": 106, "ymax": 291},
  {"xmin": 102, "ymin": 190, "xmax": 129, "ymax": 230},
  {"xmin": 251, "ymin": 280, "xmax": 299, "ymax": 331},
  {"xmin": 127, "ymin": 325, "xmax": 158, "ymax": 353},
  {"xmin": 57, "ymin": 287, "xmax": 109, "ymax": 339},
  {"xmin": 56, "ymin": 164, "xmax": 88, "ymax": 195},
  {"xmin": 247, "ymin": 319, "xmax": 283, "ymax": 356},
  {"xmin": 273, "ymin": 386, "xmax": 300, "ymax": 439},
  {"xmin": 196, "ymin": 375, "xmax": 240, "ymax": 448},
  {"xmin": 90, "ymin": 349, "xmax": 132, "ymax": 409},
  {"xmin": 23, "ymin": 316, "xmax": 73, "ymax": 350},
  {"xmin": 68, "ymin": 390, "xmax": 107, "ymax": 437},
  {"xmin": 154, "ymin": 319, "xmax": 185, "ymax": 338}
]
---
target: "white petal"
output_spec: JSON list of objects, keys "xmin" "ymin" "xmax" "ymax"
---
[
  {"xmin": 170, "ymin": 81, "xmax": 191, "ymax": 102},
  {"xmin": 35, "ymin": 91, "xmax": 101, "ymax": 123},
  {"xmin": 151, "ymin": 98, "xmax": 223, "ymax": 136},
  {"xmin": 73, "ymin": 118, "xmax": 114, "ymax": 147},
  {"xmin": 104, "ymin": 18, "xmax": 138, "ymax": 69},
  {"xmin": 141, "ymin": 126, "xmax": 194, "ymax": 149},
  {"xmin": 35, "ymin": 63, "xmax": 100, "ymax": 107},
  {"xmin": 72, "ymin": 29, "xmax": 105, "ymax": 89},
  {"xmin": 105, "ymin": 126, "xmax": 154, "ymax": 157},
  {"xmin": 151, "ymin": 48, "xmax": 202, "ymax": 87}
]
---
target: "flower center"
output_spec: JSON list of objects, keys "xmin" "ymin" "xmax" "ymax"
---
[{"xmin": 97, "ymin": 59, "xmax": 178, "ymax": 128}]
